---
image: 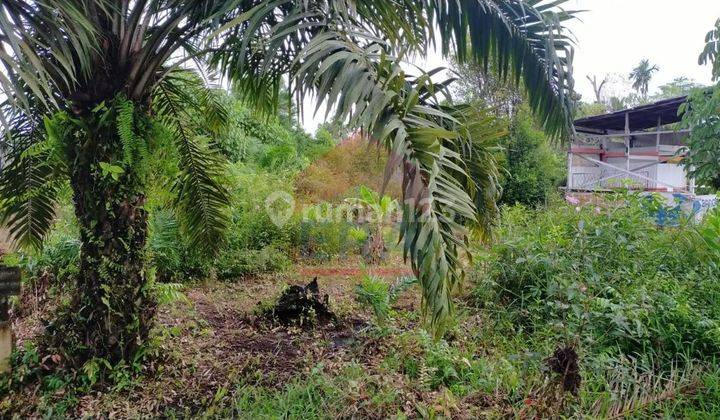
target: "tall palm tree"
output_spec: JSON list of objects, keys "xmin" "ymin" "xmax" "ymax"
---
[
  {"xmin": 629, "ymin": 59, "xmax": 660, "ymax": 98},
  {"xmin": 0, "ymin": 0, "xmax": 576, "ymax": 365}
]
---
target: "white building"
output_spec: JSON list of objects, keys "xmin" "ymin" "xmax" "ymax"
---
[{"xmin": 568, "ymin": 96, "xmax": 693, "ymax": 194}]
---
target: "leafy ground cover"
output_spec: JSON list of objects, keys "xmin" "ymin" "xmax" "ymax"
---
[
  {"xmin": 1, "ymin": 87, "xmax": 719, "ymax": 418},
  {"xmin": 4, "ymin": 191, "xmax": 720, "ymax": 418}
]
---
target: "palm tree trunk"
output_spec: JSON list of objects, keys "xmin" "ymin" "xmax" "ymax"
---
[
  {"xmin": 53, "ymin": 114, "xmax": 155, "ymax": 366},
  {"xmin": 362, "ymin": 228, "xmax": 387, "ymax": 265}
]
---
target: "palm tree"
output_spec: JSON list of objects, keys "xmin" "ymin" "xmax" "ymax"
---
[
  {"xmin": 0, "ymin": 0, "xmax": 576, "ymax": 365},
  {"xmin": 629, "ymin": 59, "xmax": 660, "ymax": 98}
]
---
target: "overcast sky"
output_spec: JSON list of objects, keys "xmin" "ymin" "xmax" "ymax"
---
[
  {"xmin": 567, "ymin": 0, "xmax": 720, "ymax": 101},
  {"xmin": 302, "ymin": 0, "xmax": 720, "ymax": 133}
]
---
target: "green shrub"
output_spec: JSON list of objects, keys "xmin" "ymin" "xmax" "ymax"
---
[
  {"xmin": 679, "ymin": 84, "xmax": 720, "ymax": 191},
  {"xmin": 216, "ymin": 100, "xmax": 332, "ymax": 171},
  {"xmin": 355, "ymin": 276, "xmax": 392, "ymax": 323},
  {"xmin": 25, "ymin": 236, "xmax": 80, "ymax": 282},
  {"xmin": 226, "ymin": 163, "xmax": 292, "ymax": 248},
  {"xmin": 18, "ymin": 198, "xmax": 80, "ymax": 282},
  {"xmin": 259, "ymin": 142, "xmax": 307, "ymax": 172},
  {"xmin": 235, "ymin": 213, "xmax": 289, "ymax": 251},
  {"xmin": 348, "ymin": 226, "xmax": 368, "ymax": 243},
  {"xmin": 472, "ymin": 191, "xmax": 720, "ymax": 365},
  {"xmin": 393, "ymin": 331, "xmax": 521, "ymax": 396},
  {"xmin": 215, "ymin": 245, "xmax": 290, "ymax": 280},
  {"xmin": 199, "ymin": 163, "xmax": 293, "ymax": 279},
  {"xmin": 292, "ymin": 219, "xmax": 355, "ymax": 261},
  {"xmin": 499, "ymin": 108, "xmax": 565, "ymax": 207},
  {"xmin": 148, "ymin": 209, "xmax": 186, "ymax": 282},
  {"xmin": 147, "ymin": 166, "xmax": 294, "ymax": 282},
  {"xmin": 147, "ymin": 209, "xmax": 211, "ymax": 282},
  {"xmin": 355, "ymin": 275, "xmax": 416, "ymax": 325}
]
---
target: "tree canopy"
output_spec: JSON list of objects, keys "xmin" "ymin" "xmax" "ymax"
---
[
  {"xmin": 629, "ymin": 59, "xmax": 659, "ymax": 98},
  {"xmin": 0, "ymin": 0, "xmax": 577, "ymax": 344}
]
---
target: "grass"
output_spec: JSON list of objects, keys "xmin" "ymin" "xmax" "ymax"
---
[
  {"xmin": 4, "ymin": 196, "xmax": 720, "ymax": 417},
  {"xmin": 5, "ymin": 266, "xmax": 720, "ymax": 417}
]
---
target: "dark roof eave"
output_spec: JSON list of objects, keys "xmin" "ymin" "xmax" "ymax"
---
[{"xmin": 574, "ymin": 96, "xmax": 688, "ymax": 132}]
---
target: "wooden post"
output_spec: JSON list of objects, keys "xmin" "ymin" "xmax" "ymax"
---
[
  {"xmin": 656, "ymin": 116, "xmax": 662, "ymax": 190},
  {"xmin": 625, "ymin": 112, "xmax": 631, "ymax": 173},
  {"xmin": 0, "ymin": 266, "xmax": 21, "ymax": 373},
  {"xmin": 568, "ymin": 133, "xmax": 574, "ymax": 191}
]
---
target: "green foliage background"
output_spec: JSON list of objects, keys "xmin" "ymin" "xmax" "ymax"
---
[
  {"xmin": 680, "ymin": 84, "xmax": 720, "ymax": 191},
  {"xmin": 498, "ymin": 108, "xmax": 565, "ymax": 207}
]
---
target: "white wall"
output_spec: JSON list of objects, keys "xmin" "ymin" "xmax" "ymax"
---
[
  {"xmin": 656, "ymin": 164, "xmax": 687, "ymax": 190},
  {"xmin": 568, "ymin": 155, "xmax": 688, "ymax": 190}
]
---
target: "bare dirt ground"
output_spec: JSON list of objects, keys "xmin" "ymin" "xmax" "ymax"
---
[
  {"xmin": 5, "ymin": 257, "xmax": 506, "ymax": 418},
  {"xmin": 61, "ymin": 264, "xmax": 424, "ymax": 417}
]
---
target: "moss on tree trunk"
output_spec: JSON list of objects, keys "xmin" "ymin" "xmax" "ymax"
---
[
  {"xmin": 362, "ymin": 229, "xmax": 387, "ymax": 265},
  {"xmin": 44, "ymin": 105, "xmax": 155, "ymax": 367}
]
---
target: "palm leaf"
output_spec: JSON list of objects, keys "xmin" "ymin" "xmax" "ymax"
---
[
  {"xmin": 153, "ymin": 71, "xmax": 231, "ymax": 255},
  {"xmin": 0, "ymin": 0, "xmax": 98, "ymax": 113},
  {"xmin": 0, "ymin": 108, "xmax": 66, "ymax": 249},
  {"xmin": 427, "ymin": 0, "xmax": 577, "ymax": 138},
  {"xmin": 293, "ymin": 29, "xmax": 493, "ymax": 335}
]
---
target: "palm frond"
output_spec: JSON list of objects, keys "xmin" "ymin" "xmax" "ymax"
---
[
  {"xmin": 294, "ymin": 29, "xmax": 495, "ymax": 336},
  {"xmin": 153, "ymin": 70, "xmax": 231, "ymax": 255},
  {"xmin": 423, "ymin": 0, "xmax": 577, "ymax": 138},
  {"xmin": 444, "ymin": 104, "xmax": 506, "ymax": 240},
  {"xmin": 205, "ymin": 0, "xmax": 320, "ymax": 115},
  {"xmin": 0, "ymin": 0, "xmax": 98, "ymax": 113},
  {"xmin": 0, "ymin": 109, "xmax": 67, "ymax": 249},
  {"xmin": 206, "ymin": 0, "xmax": 575, "ymax": 135}
]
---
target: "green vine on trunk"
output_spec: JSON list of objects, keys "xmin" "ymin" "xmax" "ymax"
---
[{"xmin": 39, "ymin": 97, "xmax": 156, "ymax": 371}]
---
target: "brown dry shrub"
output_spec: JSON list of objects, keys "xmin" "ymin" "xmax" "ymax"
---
[{"xmin": 295, "ymin": 136, "xmax": 401, "ymax": 204}]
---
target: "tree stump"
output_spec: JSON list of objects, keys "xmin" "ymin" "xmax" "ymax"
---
[{"xmin": 264, "ymin": 278, "xmax": 335, "ymax": 326}]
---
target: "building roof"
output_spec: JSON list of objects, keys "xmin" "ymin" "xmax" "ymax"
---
[{"xmin": 574, "ymin": 96, "xmax": 687, "ymax": 133}]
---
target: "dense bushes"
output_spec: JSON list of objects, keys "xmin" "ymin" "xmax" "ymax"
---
[
  {"xmin": 679, "ymin": 84, "xmax": 720, "ymax": 191},
  {"xmin": 472, "ymin": 191, "xmax": 720, "ymax": 366},
  {"xmin": 292, "ymin": 219, "xmax": 356, "ymax": 261},
  {"xmin": 295, "ymin": 136, "xmax": 401, "ymax": 204},
  {"xmin": 288, "ymin": 202, "xmax": 363, "ymax": 261},
  {"xmin": 9, "ymin": 94, "xmax": 393, "ymax": 286},
  {"xmin": 148, "ymin": 209, "xmax": 207, "ymax": 282},
  {"xmin": 16, "ymin": 192, "xmax": 80, "ymax": 283},
  {"xmin": 16, "ymin": 139, "xmax": 387, "ymax": 285},
  {"xmin": 498, "ymin": 108, "xmax": 565, "ymax": 207},
  {"xmin": 148, "ymin": 163, "xmax": 295, "ymax": 281},
  {"xmin": 216, "ymin": 101, "xmax": 334, "ymax": 172},
  {"xmin": 143, "ymin": 94, "xmax": 341, "ymax": 280}
]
